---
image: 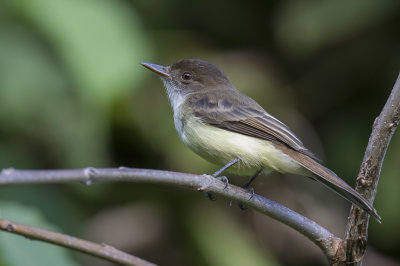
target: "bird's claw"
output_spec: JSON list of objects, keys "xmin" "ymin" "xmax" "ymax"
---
[
  {"xmin": 238, "ymin": 186, "xmax": 255, "ymax": 211},
  {"xmin": 238, "ymin": 203, "xmax": 247, "ymax": 210},
  {"xmin": 217, "ymin": 176, "xmax": 229, "ymax": 189},
  {"xmin": 203, "ymin": 172, "xmax": 230, "ymax": 201},
  {"xmin": 205, "ymin": 192, "xmax": 217, "ymax": 201},
  {"xmin": 244, "ymin": 186, "xmax": 255, "ymax": 200}
]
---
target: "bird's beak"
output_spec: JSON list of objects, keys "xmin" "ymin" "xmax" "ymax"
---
[{"xmin": 140, "ymin": 62, "xmax": 171, "ymax": 79}]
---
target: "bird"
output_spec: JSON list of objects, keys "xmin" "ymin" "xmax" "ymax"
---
[{"xmin": 141, "ymin": 59, "xmax": 381, "ymax": 222}]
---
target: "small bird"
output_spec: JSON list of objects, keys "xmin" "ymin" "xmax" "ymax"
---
[{"xmin": 141, "ymin": 59, "xmax": 381, "ymax": 222}]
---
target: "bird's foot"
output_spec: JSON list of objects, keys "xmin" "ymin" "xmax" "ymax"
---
[
  {"xmin": 238, "ymin": 186, "xmax": 255, "ymax": 210},
  {"xmin": 202, "ymin": 174, "xmax": 230, "ymax": 201},
  {"xmin": 204, "ymin": 192, "xmax": 216, "ymax": 201},
  {"xmin": 215, "ymin": 175, "xmax": 229, "ymax": 189}
]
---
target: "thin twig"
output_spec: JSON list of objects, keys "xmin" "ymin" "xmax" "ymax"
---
[
  {"xmin": 0, "ymin": 219, "xmax": 157, "ymax": 266},
  {"xmin": 0, "ymin": 167, "xmax": 342, "ymax": 260},
  {"xmin": 335, "ymin": 73, "xmax": 400, "ymax": 265}
]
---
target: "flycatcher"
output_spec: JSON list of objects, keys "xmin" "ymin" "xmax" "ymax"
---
[{"xmin": 141, "ymin": 59, "xmax": 380, "ymax": 222}]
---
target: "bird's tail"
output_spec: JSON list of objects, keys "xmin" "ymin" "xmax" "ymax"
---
[{"xmin": 280, "ymin": 146, "xmax": 381, "ymax": 223}]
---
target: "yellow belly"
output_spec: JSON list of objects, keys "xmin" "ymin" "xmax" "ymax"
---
[{"xmin": 180, "ymin": 117, "xmax": 307, "ymax": 176}]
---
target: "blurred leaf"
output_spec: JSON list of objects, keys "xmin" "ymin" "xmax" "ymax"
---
[
  {"xmin": 0, "ymin": 201, "xmax": 78, "ymax": 266},
  {"xmin": 0, "ymin": 26, "xmax": 108, "ymax": 167},
  {"xmin": 275, "ymin": 0, "xmax": 399, "ymax": 57},
  {"xmin": 11, "ymin": 0, "xmax": 152, "ymax": 107},
  {"xmin": 0, "ymin": 26, "xmax": 69, "ymax": 129},
  {"xmin": 186, "ymin": 204, "xmax": 279, "ymax": 266},
  {"xmin": 0, "ymin": 185, "xmax": 85, "ymax": 235}
]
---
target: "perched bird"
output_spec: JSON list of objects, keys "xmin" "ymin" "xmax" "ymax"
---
[{"xmin": 141, "ymin": 59, "xmax": 381, "ymax": 222}]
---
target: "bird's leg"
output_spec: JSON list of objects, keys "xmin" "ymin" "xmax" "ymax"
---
[
  {"xmin": 205, "ymin": 158, "xmax": 240, "ymax": 200},
  {"xmin": 238, "ymin": 168, "xmax": 263, "ymax": 210},
  {"xmin": 242, "ymin": 168, "xmax": 263, "ymax": 189},
  {"xmin": 212, "ymin": 158, "xmax": 240, "ymax": 178}
]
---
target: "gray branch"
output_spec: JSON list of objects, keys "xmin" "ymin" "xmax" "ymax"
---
[{"xmin": 0, "ymin": 167, "xmax": 341, "ymax": 260}]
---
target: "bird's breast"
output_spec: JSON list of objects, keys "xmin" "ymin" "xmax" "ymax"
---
[{"xmin": 178, "ymin": 116, "xmax": 305, "ymax": 176}]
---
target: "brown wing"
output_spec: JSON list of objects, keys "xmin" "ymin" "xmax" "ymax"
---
[{"xmin": 188, "ymin": 91, "xmax": 321, "ymax": 161}]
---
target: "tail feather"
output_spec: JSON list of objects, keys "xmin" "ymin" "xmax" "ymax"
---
[{"xmin": 279, "ymin": 146, "xmax": 381, "ymax": 223}]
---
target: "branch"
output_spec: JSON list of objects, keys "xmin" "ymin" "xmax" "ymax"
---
[
  {"xmin": 0, "ymin": 167, "xmax": 342, "ymax": 260},
  {"xmin": 0, "ymin": 218, "xmax": 157, "ymax": 266},
  {"xmin": 338, "ymin": 73, "xmax": 400, "ymax": 264},
  {"xmin": 1, "ymin": 74, "xmax": 398, "ymax": 265}
]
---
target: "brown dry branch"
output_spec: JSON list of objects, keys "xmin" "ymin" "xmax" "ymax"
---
[
  {"xmin": 0, "ymin": 219, "xmax": 157, "ymax": 266},
  {"xmin": 333, "ymin": 73, "xmax": 400, "ymax": 265}
]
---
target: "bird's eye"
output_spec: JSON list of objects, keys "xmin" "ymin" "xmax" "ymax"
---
[{"xmin": 182, "ymin": 72, "xmax": 192, "ymax": 80}]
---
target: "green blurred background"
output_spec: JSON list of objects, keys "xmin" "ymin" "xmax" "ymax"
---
[{"xmin": 0, "ymin": 0, "xmax": 399, "ymax": 265}]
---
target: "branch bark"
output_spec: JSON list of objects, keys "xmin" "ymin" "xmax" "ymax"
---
[
  {"xmin": 334, "ymin": 73, "xmax": 400, "ymax": 265},
  {"xmin": 0, "ymin": 218, "xmax": 157, "ymax": 266}
]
